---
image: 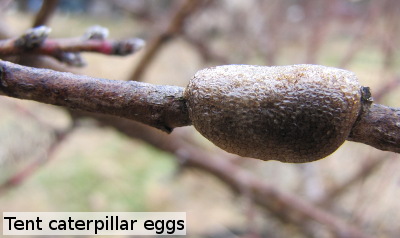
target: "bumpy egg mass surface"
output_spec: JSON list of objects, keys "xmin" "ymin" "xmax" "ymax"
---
[{"xmin": 184, "ymin": 65, "xmax": 362, "ymax": 163}]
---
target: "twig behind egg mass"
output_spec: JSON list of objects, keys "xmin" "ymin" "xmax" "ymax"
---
[{"xmin": 0, "ymin": 26, "xmax": 145, "ymax": 67}]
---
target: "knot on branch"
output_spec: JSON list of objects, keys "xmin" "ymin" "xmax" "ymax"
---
[
  {"xmin": 83, "ymin": 25, "xmax": 109, "ymax": 40},
  {"xmin": 14, "ymin": 26, "xmax": 51, "ymax": 49},
  {"xmin": 113, "ymin": 39, "xmax": 146, "ymax": 56},
  {"xmin": 57, "ymin": 52, "xmax": 85, "ymax": 67}
]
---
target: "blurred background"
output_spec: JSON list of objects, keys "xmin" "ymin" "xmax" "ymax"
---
[{"xmin": 0, "ymin": 0, "xmax": 400, "ymax": 237}]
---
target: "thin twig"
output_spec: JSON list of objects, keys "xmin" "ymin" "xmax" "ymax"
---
[
  {"xmin": 256, "ymin": 0, "xmax": 286, "ymax": 66},
  {"xmin": 0, "ymin": 26, "xmax": 145, "ymax": 66},
  {"xmin": 128, "ymin": 0, "xmax": 209, "ymax": 81},
  {"xmin": 373, "ymin": 75, "xmax": 400, "ymax": 102},
  {"xmin": 379, "ymin": 2, "xmax": 400, "ymax": 71},
  {"xmin": 339, "ymin": 0, "xmax": 386, "ymax": 68},
  {"xmin": 182, "ymin": 34, "xmax": 229, "ymax": 64},
  {"xmin": 303, "ymin": 0, "xmax": 333, "ymax": 64},
  {"xmin": 316, "ymin": 156, "xmax": 387, "ymax": 207},
  {"xmin": 33, "ymin": 0, "xmax": 59, "ymax": 27}
]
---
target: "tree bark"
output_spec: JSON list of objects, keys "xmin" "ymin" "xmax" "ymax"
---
[{"xmin": 0, "ymin": 60, "xmax": 191, "ymax": 132}]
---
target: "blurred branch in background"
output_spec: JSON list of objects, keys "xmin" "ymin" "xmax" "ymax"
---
[
  {"xmin": 338, "ymin": 0, "xmax": 386, "ymax": 68},
  {"xmin": 316, "ymin": 154, "xmax": 389, "ymax": 208},
  {"xmin": 0, "ymin": 123, "xmax": 75, "ymax": 196},
  {"xmin": 32, "ymin": 0, "xmax": 59, "ymax": 27},
  {"xmin": 182, "ymin": 33, "xmax": 229, "ymax": 64},
  {"xmin": 379, "ymin": 1, "xmax": 400, "ymax": 71},
  {"xmin": 373, "ymin": 75, "xmax": 400, "ymax": 102},
  {"xmin": 0, "ymin": 25, "xmax": 145, "ymax": 66},
  {"xmin": 0, "ymin": 0, "xmax": 12, "ymax": 12},
  {"xmin": 128, "ymin": 0, "xmax": 211, "ymax": 82},
  {"xmin": 83, "ymin": 113, "xmax": 370, "ymax": 238},
  {"xmin": 303, "ymin": 0, "xmax": 334, "ymax": 64}
]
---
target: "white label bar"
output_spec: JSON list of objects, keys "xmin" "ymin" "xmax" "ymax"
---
[{"xmin": 3, "ymin": 212, "xmax": 186, "ymax": 235}]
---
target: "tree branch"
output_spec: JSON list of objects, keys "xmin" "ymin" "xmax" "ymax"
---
[
  {"xmin": 33, "ymin": 0, "xmax": 59, "ymax": 27},
  {"xmin": 349, "ymin": 103, "xmax": 400, "ymax": 153},
  {"xmin": 0, "ymin": 60, "xmax": 190, "ymax": 132},
  {"xmin": 0, "ymin": 26, "xmax": 145, "ymax": 66},
  {"xmin": 128, "ymin": 0, "xmax": 210, "ymax": 81},
  {"xmin": 1, "ymin": 59, "xmax": 400, "ymax": 155}
]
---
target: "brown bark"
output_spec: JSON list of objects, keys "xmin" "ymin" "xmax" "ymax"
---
[
  {"xmin": 349, "ymin": 103, "xmax": 400, "ymax": 153},
  {"xmin": 0, "ymin": 60, "xmax": 190, "ymax": 132}
]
